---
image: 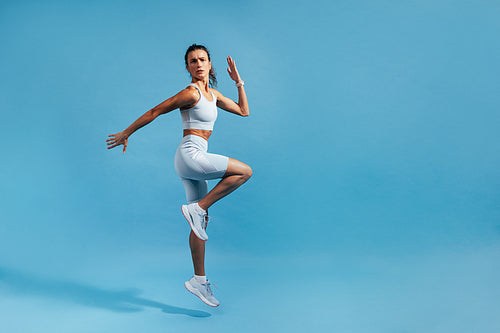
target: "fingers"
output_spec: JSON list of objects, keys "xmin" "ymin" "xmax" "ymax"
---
[
  {"xmin": 106, "ymin": 135, "xmax": 117, "ymax": 149},
  {"xmin": 226, "ymin": 55, "xmax": 242, "ymax": 82},
  {"xmin": 106, "ymin": 133, "xmax": 126, "ymax": 151},
  {"xmin": 226, "ymin": 57, "xmax": 233, "ymax": 74},
  {"xmin": 106, "ymin": 134, "xmax": 120, "ymax": 146},
  {"xmin": 107, "ymin": 142, "xmax": 119, "ymax": 149},
  {"xmin": 123, "ymin": 138, "xmax": 128, "ymax": 153},
  {"xmin": 107, "ymin": 139, "xmax": 121, "ymax": 149},
  {"xmin": 227, "ymin": 56, "xmax": 236, "ymax": 70}
]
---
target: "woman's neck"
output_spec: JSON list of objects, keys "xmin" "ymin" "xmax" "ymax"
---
[{"xmin": 191, "ymin": 79, "xmax": 210, "ymax": 92}]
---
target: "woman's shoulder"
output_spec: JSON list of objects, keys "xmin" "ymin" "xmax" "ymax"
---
[
  {"xmin": 181, "ymin": 85, "xmax": 200, "ymax": 99},
  {"xmin": 174, "ymin": 86, "xmax": 200, "ymax": 110},
  {"xmin": 184, "ymin": 84, "xmax": 198, "ymax": 92},
  {"xmin": 209, "ymin": 87, "xmax": 222, "ymax": 99}
]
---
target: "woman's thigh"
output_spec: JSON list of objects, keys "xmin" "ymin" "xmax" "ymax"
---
[
  {"xmin": 180, "ymin": 178, "xmax": 208, "ymax": 204},
  {"xmin": 175, "ymin": 147, "xmax": 228, "ymax": 180}
]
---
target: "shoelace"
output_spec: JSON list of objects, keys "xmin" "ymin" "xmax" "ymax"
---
[
  {"xmin": 202, "ymin": 215, "xmax": 209, "ymax": 230},
  {"xmin": 202, "ymin": 280, "xmax": 218, "ymax": 295}
]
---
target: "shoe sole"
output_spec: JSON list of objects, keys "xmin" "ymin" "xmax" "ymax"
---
[
  {"xmin": 181, "ymin": 205, "xmax": 207, "ymax": 241},
  {"xmin": 184, "ymin": 281, "xmax": 219, "ymax": 307}
]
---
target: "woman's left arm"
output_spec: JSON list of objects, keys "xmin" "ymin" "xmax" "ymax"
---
[{"xmin": 213, "ymin": 56, "xmax": 249, "ymax": 117}]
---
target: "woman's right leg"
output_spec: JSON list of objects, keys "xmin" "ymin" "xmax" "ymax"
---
[
  {"xmin": 189, "ymin": 229, "xmax": 205, "ymax": 276},
  {"xmin": 186, "ymin": 158, "xmax": 251, "ymax": 276},
  {"xmin": 197, "ymin": 158, "xmax": 252, "ymax": 211},
  {"xmin": 180, "ymin": 178, "xmax": 209, "ymax": 276}
]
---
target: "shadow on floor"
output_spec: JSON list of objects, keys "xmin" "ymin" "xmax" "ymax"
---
[{"xmin": 0, "ymin": 265, "xmax": 210, "ymax": 318}]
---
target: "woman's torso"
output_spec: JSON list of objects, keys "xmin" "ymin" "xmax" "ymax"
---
[{"xmin": 180, "ymin": 83, "xmax": 217, "ymax": 141}]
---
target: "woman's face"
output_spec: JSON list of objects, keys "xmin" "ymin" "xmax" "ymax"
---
[{"xmin": 186, "ymin": 49, "xmax": 211, "ymax": 81}]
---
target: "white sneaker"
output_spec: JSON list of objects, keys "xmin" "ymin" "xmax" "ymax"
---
[
  {"xmin": 181, "ymin": 203, "xmax": 208, "ymax": 241},
  {"xmin": 184, "ymin": 276, "xmax": 220, "ymax": 307}
]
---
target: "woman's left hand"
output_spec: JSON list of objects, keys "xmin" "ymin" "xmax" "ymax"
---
[{"xmin": 226, "ymin": 56, "xmax": 242, "ymax": 84}]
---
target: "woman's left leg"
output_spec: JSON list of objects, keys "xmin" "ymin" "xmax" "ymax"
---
[{"xmin": 197, "ymin": 157, "xmax": 252, "ymax": 211}]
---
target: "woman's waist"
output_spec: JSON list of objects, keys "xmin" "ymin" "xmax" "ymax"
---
[
  {"xmin": 178, "ymin": 131, "xmax": 211, "ymax": 152},
  {"xmin": 183, "ymin": 129, "xmax": 212, "ymax": 141}
]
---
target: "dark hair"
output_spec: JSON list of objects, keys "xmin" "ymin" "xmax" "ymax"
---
[{"xmin": 184, "ymin": 44, "xmax": 217, "ymax": 87}]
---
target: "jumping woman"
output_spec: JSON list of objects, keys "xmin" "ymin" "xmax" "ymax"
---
[{"xmin": 106, "ymin": 44, "xmax": 252, "ymax": 307}]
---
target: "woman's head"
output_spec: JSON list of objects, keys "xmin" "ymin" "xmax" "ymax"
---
[{"xmin": 184, "ymin": 44, "xmax": 217, "ymax": 87}]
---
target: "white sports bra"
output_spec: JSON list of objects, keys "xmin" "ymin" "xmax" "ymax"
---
[{"xmin": 180, "ymin": 83, "xmax": 217, "ymax": 131}]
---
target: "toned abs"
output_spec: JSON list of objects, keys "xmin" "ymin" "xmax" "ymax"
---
[{"xmin": 184, "ymin": 129, "xmax": 212, "ymax": 141}]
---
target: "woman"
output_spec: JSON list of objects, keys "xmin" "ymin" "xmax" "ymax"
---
[{"xmin": 106, "ymin": 44, "xmax": 252, "ymax": 307}]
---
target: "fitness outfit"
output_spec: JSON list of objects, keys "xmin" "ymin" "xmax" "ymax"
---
[{"xmin": 174, "ymin": 83, "xmax": 229, "ymax": 203}]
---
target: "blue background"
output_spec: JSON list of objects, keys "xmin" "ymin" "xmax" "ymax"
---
[{"xmin": 1, "ymin": 0, "xmax": 499, "ymax": 331}]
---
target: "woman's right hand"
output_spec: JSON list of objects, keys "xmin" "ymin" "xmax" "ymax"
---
[{"xmin": 106, "ymin": 131, "xmax": 129, "ymax": 153}]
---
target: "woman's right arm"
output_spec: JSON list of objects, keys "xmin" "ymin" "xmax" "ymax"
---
[{"xmin": 106, "ymin": 88, "xmax": 197, "ymax": 152}]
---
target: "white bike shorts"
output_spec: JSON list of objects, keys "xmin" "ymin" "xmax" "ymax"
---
[{"xmin": 174, "ymin": 134, "xmax": 229, "ymax": 203}]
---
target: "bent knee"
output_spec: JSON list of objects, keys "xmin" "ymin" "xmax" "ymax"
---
[
  {"xmin": 227, "ymin": 158, "xmax": 253, "ymax": 180},
  {"xmin": 242, "ymin": 165, "xmax": 253, "ymax": 181}
]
